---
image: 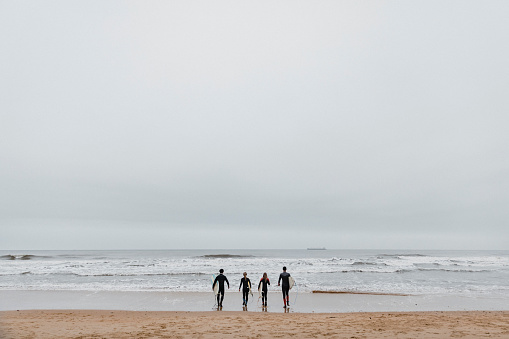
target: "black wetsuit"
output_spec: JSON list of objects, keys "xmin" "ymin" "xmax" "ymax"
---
[
  {"xmin": 278, "ymin": 272, "xmax": 291, "ymax": 305},
  {"xmin": 258, "ymin": 278, "xmax": 270, "ymax": 305},
  {"xmin": 213, "ymin": 274, "xmax": 229, "ymax": 306},
  {"xmin": 239, "ymin": 277, "xmax": 251, "ymax": 305}
]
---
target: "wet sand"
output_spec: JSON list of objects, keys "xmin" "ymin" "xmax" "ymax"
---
[
  {"xmin": 3, "ymin": 290, "xmax": 508, "ymax": 313},
  {"xmin": 1, "ymin": 310, "xmax": 508, "ymax": 338}
]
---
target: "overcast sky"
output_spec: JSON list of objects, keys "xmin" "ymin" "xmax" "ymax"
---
[{"xmin": 1, "ymin": 1, "xmax": 508, "ymax": 250}]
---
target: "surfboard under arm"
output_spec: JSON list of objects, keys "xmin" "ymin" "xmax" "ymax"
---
[
  {"xmin": 211, "ymin": 275, "xmax": 219, "ymax": 296},
  {"xmin": 289, "ymin": 276, "xmax": 295, "ymax": 289}
]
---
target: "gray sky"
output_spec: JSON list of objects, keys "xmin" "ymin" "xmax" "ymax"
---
[{"xmin": 1, "ymin": 1, "xmax": 508, "ymax": 250}]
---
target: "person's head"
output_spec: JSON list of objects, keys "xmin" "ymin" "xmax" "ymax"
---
[
  {"xmin": 219, "ymin": 269, "xmax": 224, "ymax": 274},
  {"xmin": 283, "ymin": 266, "xmax": 287, "ymax": 272},
  {"xmin": 263, "ymin": 272, "xmax": 267, "ymax": 279},
  {"xmin": 243, "ymin": 272, "xmax": 247, "ymax": 277}
]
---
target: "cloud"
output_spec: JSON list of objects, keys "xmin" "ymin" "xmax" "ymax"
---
[{"xmin": 1, "ymin": 1, "xmax": 508, "ymax": 249}]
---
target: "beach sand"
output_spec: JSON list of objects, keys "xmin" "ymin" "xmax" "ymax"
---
[{"xmin": 1, "ymin": 310, "xmax": 508, "ymax": 338}]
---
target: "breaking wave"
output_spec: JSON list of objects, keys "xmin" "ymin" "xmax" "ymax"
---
[
  {"xmin": 199, "ymin": 254, "xmax": 254, "ymax": 258},
  {"xmin": 351, "ymin": 261, "xmax": 387, "ymax": 266},
  {"xmin": 0, "ymin": 254, "xmax": 50, "ymax": 260},
  {"xmin": 378, "ymin": 253, "xmax": 429, "ymax": 258}
]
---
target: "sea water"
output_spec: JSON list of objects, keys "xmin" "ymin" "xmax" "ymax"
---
[{"xmin": 2, "ymin": 249, "xmax": 508, "ymax": 301}]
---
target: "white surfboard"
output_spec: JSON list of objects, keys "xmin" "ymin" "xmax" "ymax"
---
[
  {"xmin": 249, "ymin": 281, "xmax": 253, "ymax": 296},
  {"xmin": 289, "ymin": 276, "xmax": 295, "ymax": 290},
  {"xmin": 211, "ymin": 275, "xmax": 219, "ymax": 296},
  {"xmin": 258, "ymin": 281, "xmax": 263, "ymax": 298}
]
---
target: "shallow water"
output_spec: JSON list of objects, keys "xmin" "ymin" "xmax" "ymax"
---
[{"xmin": 1, "ymin": 249, "xmax": 508, "ymax": 301}]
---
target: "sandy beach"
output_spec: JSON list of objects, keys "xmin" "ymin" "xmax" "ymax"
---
[{"xmin": 1, "ymin": 310, "xmax": 508, "ymax": 338}]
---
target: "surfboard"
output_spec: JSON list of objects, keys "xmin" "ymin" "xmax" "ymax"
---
[
  {"xmin": 211, "ymin": 275, "xmax": 219, "ymax": 296},
  {"xmin": 258, "ymin": 281, "xmax": 263, "ymax": 298},
  {"xmin": 248, "ymin": 281, "xmax": 253, "ymax": 296},
  {"xmin": 289, "ymin": 276, "xmax": 295, "ymax": 290}
]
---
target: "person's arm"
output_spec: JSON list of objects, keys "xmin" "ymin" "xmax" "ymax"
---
[
  {"xmin": 258, "ymin": 279, "xmax": 262, "ymax": 290},
  {"xmin": 226, "ymin": 277, "xmax": 230, "ymax": 289},
  {"xmin": 278, "ymin": 274, "xmax": 281, "ymax": 286},
  {"xmin": 213, "ymin": 276, "xmax": 218, "ymax": 290},
  {"xmin": 267, "ymin": 278, "xmax": 270, "ymax": 286},
  {"xmin": 239, "ymin": 279, "xmax": 243, "ymax": 291}
]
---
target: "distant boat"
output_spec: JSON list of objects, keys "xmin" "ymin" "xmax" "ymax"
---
[{"xmin": 307, "ymin": 247, "xmax": 326, "ymax": 250}]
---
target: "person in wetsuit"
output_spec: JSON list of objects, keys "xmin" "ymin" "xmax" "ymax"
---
[
  {"xmin": 213, "ymin": 269, "xmax": 229, "ymax": 308},
  {"xmin": 278, "ymin": 266, "xmax": 291, "ymax": 308},
  {"xmin": 238, "ymin": 272, "xmax": 251, "ymax": 306},
  {"xmin": 258, "ymin": 272, "xmax": 270, "ymax": 307}
]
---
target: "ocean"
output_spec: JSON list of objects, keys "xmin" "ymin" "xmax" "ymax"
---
[{"xmin": 2, "ymin": 249, "xmax": 508, "ymax": 301}]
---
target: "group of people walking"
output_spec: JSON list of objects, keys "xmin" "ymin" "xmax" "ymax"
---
[{"xmin": 212, "ymin": 266, "xmax": 293, "ymax": 310}]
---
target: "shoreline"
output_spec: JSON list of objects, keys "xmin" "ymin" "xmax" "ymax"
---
[{"xmin": 2, "ymin": 310, "xmax": 509, "ymax": 338}]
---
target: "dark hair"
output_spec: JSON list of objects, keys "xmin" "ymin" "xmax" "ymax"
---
[
  {"xmin": 219, "ymin": 269, "xmax": 224, "ymax": 273},
  {"xmin": 283, "ymin": 266, "xmax": 287, "ymax": 271}
]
